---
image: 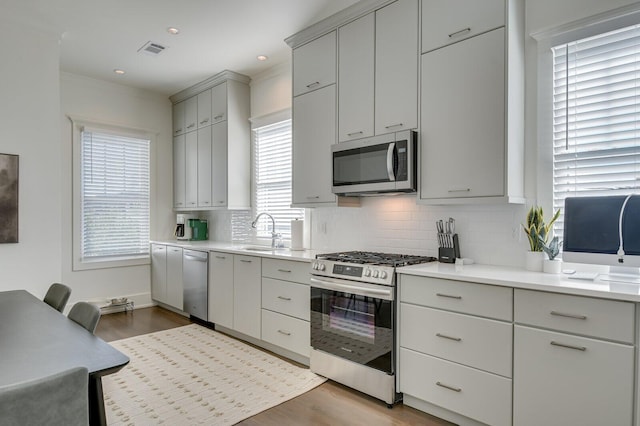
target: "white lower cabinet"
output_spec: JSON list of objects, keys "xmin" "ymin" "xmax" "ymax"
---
[
  {"xmin": 233, "ymin": 255, "xmax": 262, "ymax": 339},
  {"xmin": 208, "ymin": 251, "xmax": 234, "ymax": 329},
  {"xmin": 166, "ymin": 246, "xmax": 183, "ymax": 310},
  {"xmin": 151, "ymin": 243, "xmax": 183, "ymax": 311},
  {"xmin": 151, "ymin": 244, "xmax": 167, "ymax": 304}
]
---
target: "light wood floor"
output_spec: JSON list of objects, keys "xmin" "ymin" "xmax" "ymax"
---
[{"xmin": 96, "ymin": 306, "xmax": 453, "ymax": 426}]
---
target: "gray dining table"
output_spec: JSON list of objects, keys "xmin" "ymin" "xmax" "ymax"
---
[{"xmin": 0, "ymin": 290, "xmax": 129, "ymax": 425}]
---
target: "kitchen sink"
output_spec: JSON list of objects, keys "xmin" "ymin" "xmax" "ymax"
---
[{"xmin": 241, "ymin": 245, "xmax": 284, "ymax": 252}]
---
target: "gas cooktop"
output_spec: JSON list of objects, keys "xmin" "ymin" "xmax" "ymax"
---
[{"xmin": 316, "ymin": 251, "xmax": 436, "ymax": 268}]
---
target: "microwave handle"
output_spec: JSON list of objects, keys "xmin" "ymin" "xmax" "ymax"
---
[{"xmin": 387, "ymin": 142, "xmax": 396, "ymax": 182}]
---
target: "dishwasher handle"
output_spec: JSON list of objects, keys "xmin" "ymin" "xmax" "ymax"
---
[{"xmin": 183, "ymin": 250, "xmax": 208, "ymax": 261}]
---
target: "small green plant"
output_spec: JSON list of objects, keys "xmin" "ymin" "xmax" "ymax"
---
[
  {"xmin": 539, "ymin": 235, "xmax": 561, "ymax": 260},
  {"xmin": 523, "ymin": 206, "xmax": 560, "ymax": 252}
]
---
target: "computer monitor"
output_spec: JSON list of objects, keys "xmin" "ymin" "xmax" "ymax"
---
[{"xmin": 562, "ymin": 196, "xmax": 640, "ymax": 282}]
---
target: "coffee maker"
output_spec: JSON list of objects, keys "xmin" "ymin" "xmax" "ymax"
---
[
  {"xmin": 188, "ymin": 218, "xmax": 208, "ymax": 241},
  {"xmin": 175, "ymin": 214, "xmax": 195, "ymax": 240}
]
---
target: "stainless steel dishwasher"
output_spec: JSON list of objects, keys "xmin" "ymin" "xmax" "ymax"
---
[{"xmin": 182, "ymin": 249, "xmax": 208, "ymax": 321}]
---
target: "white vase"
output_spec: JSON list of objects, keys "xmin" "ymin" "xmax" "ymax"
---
[
  {"xmin": 543, "ymin": 259, "xmax": 562, "ymax": 274},
  {"xmin": 525, "ymin": 251, "xmax": 545, "ymax": 272}
]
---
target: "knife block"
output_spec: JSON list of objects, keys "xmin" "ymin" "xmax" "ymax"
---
[{"xmin": 438, "ymin": 234, "xmax": 460, "ymax": 263}]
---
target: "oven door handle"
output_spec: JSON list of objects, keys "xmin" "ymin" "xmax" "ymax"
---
[{"xmin": 310, "ymin": 277, "xmax": 394, "ymax": 301}]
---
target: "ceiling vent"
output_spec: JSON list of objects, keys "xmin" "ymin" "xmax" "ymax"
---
[{"xmin": 138, "ymin": 41, "xmax": 166, "ymax": 56}]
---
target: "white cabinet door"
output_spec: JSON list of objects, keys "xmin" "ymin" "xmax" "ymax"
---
[
  {"xmin": 211, "ymin": 82, "xmax": 227, "ymax": 124},
  {"xmin": 150, "ymin": 244, "xmax": 167, "ymax": 303},
  {"xmin": 338, "ymin": 13, "xmax": 374, "ymax": 142},
  {"xmin": 233, "ymin": 255, "xmax": 262, "ymax": 339},
  {"xmin": 420, "ymin": 28, "xmax": 505, "ymax": 200},
  {"xmin": 208, "ymin": 251, "xmax": 234, "ymax": 329},
  {"xmin": 421, "ymin": 0, "xmax": 504, "ymax": 53},
  {"xmin": 293, "ymin": 31, "xmax": 337, "ymax": 96},
  {"xmin": 185, "ymin": 130, "xmax": 198, "ymax": 208},
  {"xmin": 292, "ymin": 85, "xmax": 336, "ymax": 205},
  {"xmin": 197, "ymin": 89, "xmax": 212, "ymax": 128},
  {"xmin": 197, "ymin": 126, "xmax": 212, "ymax": 208},
  {"xmin": 166, "ymin": 246, "xmax": 183, "ymax": 310},
  {"xmin": 514, "ymin": 325, "xmax": 634, "ymax": 426},
  {"xmin": 211, "ymin": 121, "xmax": 228, "ymax": 207},
  {"xmin": 173, "ymin": 134, "xmax": 186, "ymax": 209},
  {"xmin": 375, "ymin": 0, "xmax": 418, "ymax": 135},
  {"xmin": 184, "ymin": 96, "xmax": 198, "ymax": 133},
  {"xmin": 172, "ymin": 101, "xmax": 185, "ymax": 136}
]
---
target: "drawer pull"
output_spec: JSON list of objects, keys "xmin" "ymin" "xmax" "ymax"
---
[
  {"xmin": 277, "ymin": 269, "xmax": 292, "ymax": 273},
  {"xmin": 550, "ymin": 311, "xmax": 587, "ymax": 320},
  {"xmin": 240, "ymin": 259, "xmax": 252, "ymax": 263},
  {"xmin": 436, "ymin": 333, "xmax": 462, "ymax": 342},
  {"xmin": 306, "ymin": 81, "xmax": 320, "ymax": 89},
  {"xmin": 448, "ymin": 27, "xmax": 471, "ymax": 38},
  {"xmin": 277, "ymin": 329, "xmax": 291, "ymax": 336},
  {"xmin": 436, "ymin": 381, "xmax": 462, "ymax": 392},
  {"xmin": 447, "ymin": 188, "xmax": 471, "ymax": 193},
  {"xmin": 277, "ymin": 296, "xmax": 292, "ymax": 301},
  {"xmin": 347, "ymin": 131, "xmax": 364, "ymax": 137},
  {"xmin": 384, "ymin": 123, "xmax": 403, "ymax": 129},
  {"xmin": 306, "ymin": 195, "xmax": 320, "ymax": 200},
  {"xmin": 215, "ymin": 255, "xmax": 226, "ymax": 259},
  {"xmin": 550, "ymin": 341, "xmax": 587, "ymax": 351},
  {"xmin": 436, "ymin": 293, "xmax": 462, "ymax": 300}
]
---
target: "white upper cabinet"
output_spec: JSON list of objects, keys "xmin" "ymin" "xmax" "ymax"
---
[
  {"xmin": 173, "ymin": 134, "xmax": 186, "ymax": 209},
  {"xmin": 293, "ymin": 31, "xmax": 337, "ymax": 97},
  {"xmin": 185, "ymin": 130, "xmax": 198, "ymax": 208},
  {"xmin": 210, "ymin": 121, "xmax": 228, "ymax": 207},
  {"xmin": 172, "ymin": 101, "xmax": 185, "ymax": 136},
  {"xmin": 375, "ymin": 0, "xmax": 418, "ymax": 135},
  {"xmin": 211, "ymin": 82, "xmax": 227, "ymax": 124},
  {"xmin": 197, "ymin": 89, "xmax": 211, "ymax": 128},
  {"xmin": 184, "ymin": 96, "xmax": 198, "ymax": 133},
  {"xmin": 421, "ymin": 0, "xmax": 504, "ymax": 53},
  {"xmin": 196, "ymin": 126, "xmax": 212, "ymax": 208},
  {"xmin": 338, "ymin": 13, "xmax": 375, "ymax": 142}
]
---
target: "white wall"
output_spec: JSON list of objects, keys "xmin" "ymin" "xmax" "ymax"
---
[
  {"xmin": 60, "ymin": 73, "xmax": 173, "ymax": 306},
  {"xmin": 0, "ymin": 19, "xmax": 63, "ymax": 297}
]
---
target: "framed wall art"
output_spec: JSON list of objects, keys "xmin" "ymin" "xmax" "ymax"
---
[{"xmin": 0, "ymin": 153, "xmax": 18, "ymax": 243}]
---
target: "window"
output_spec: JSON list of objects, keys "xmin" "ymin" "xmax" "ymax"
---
[
  {"xmin": 551, "ymin": 23, "xmax": 640, "ymax": 234},
  {"xmin": 252, "ymin": 119, "xmax": 303, "ymax": 240},
  {"xmin": 73, "ymin": 121, "xmax": 152, "ymax": 270}
]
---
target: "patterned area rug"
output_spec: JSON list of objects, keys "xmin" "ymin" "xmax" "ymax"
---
[{"xmin": 102, "ymin": 324, "xmax": 325, "ymax": 425}]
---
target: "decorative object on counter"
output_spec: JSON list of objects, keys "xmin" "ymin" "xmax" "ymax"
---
[
  {"xmin": 290, "ymin": 218, "xmax": 304, "ymax": 250},
  {"xmin": 523, "ymin": 206, "xmax": 560, "ymax": 271},
  {"xmin": 0, "ymin": 153, "xmax": 18, "ymax": 243},
  {"xmin": 437, "ymin": 217, "xmax": 460, "ymax": 263},
  {"xmin": 540, "ymin": 236, "xmax": 562, "ymax": 273}
]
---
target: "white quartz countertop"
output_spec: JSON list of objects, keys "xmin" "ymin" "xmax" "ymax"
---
[
  {"xmin": 150, "ymin": 240, "xmax": 318, "ymax": 262},
  {"xmin": 397, "ymin": 262, "xmax": 640, "ymax": 303}
]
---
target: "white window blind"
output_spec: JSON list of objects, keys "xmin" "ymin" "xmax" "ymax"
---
[
  {"xmin": 252, "ymin": 119, "xmax": 303, "ymax": 239},
  {"xmin": 81, "ymin": 129, "xmax": 150, "ymax": 260},
  {"xmin": 552, "ymin": 24, "xmax": 640, "ymax": 234}
]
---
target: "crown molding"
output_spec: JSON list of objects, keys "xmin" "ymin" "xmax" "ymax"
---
[
  {"xmin": 285, "ymin": 0, "xmax": 396, "ymax": 48},
  {"xmin": 169, "ymin": 69, "xmax": 251, "ymax": 104}
]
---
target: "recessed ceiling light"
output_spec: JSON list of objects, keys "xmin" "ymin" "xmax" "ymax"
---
[
  {"xmin": 113, "ymin": 69, "xmax": 125, "ymax": 75},
  {"xmin": 257, "ymin": 55, "xmax": 268, "ymax": 61},
  {"xmin": 167, "ymin": 27, "xmax": 180, "ymax": 35}
]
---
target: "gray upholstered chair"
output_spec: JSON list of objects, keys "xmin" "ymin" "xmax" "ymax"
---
[
  {"xmin": 43, "ymin": 283, "xmax": 72, "ymax": 313},
  {"xmin": 0, "ymin": 366, "xmax": 89, "ymax": 426},
  {"xmin": 68, "ymin": 302, "xmax": 101, "ymax": 334}
]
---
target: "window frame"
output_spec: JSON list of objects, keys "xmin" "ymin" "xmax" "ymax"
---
[{"xmin": 70, "ymin": 117, "xmax": 156, "ymax": 271}]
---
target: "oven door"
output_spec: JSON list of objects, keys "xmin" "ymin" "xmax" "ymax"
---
[{"xmin": 310, "ymin": 276, "xmax": 395, "ymax": 374}]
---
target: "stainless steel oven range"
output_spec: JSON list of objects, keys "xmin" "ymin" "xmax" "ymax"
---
[{"xmin": 309, "ymin": 251, "xmax": 435, "ymax": 406}]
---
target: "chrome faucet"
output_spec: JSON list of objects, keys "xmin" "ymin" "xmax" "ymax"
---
[{"xmin": 251, "ymin": 212, "xmax": 281, "ymax": 248}]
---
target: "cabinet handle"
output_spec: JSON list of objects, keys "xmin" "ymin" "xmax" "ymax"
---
[
  {"xmin": 277, "ymin": 269, "xmax": 292, "ymax": 273},
  {"xmin": 550, "ymin": 341, "xmax": 587, "ymax": 351},
  {"xmin": 240, "ymin": 259, "xmax": 252, "ymax": 263},
  {"xmin": 347, "ymin": 131, "xmax": 364, "ymax": 137},
  {"xmin": 175, "ymin": 202, "xmax": 183, "ymax": 206},
  {"xmin": 306, "ymin": 81, "xmax": 320, "ymax": 89},
  {"xmin": 447, "ymin": 188, "xmax": 471, "ymax": 193},
  {"xmin": 175, "ymin": 128, "xmax": 183, "ymax": 134},
  {"xmin": 215, "ymin": 256, "xmax": 226, "ymax": 259},
  {"xmin": 436, "ymin": 381, "xmax": 462, "ymax": 392},
  {"xmin": 448, "ymin": 27, "xmax": 471, "ymax": 38},
  {"xmin": 200, "ymin": 118, "xmax": 209, "ymax": 124},
  {"xmin": 436, "ymin": 293, "xmax": 462, "ymax": 300},
  {"xmin": 214, "ymin": 114, "xmax": 224, "ymax": 120},
  {"xmin": 384, "ymin": 123, "xmax": 404, "ymax": 129},
  {"xmin": 306, "ymin": 195, "xmax": 320, "ymax": 200},
  {"xmin": 187, "ymin": 123, "xmax": 196, "ymax": 129},
  {"xmin": 277, "ymin": 296, "xmax": 292, "ymax": 301},
  {"xmin": 550, "ymin": 311, "xmax": 587, "ymax": 320},
  {"xmin": 277, "ymin": 329, "xmax": 291, "ymax": 336},
  {"xmin": 436, "ymin": 333, "xmax": 462, "ymax": 342},
  {"xmin": 202, "ymin": 201, "xmax": 210, "ymax": 205},
  {"xmin": 217, "ymin": 200, "xmax": 225, "ymax": 204}
]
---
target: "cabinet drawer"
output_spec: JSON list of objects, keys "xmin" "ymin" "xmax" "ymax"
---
[
  {"xmin": 514, "ymin": 289, "xmax": 634, "ymax": 343},
  {"xmin": 400, "ymin": 275, "xmax": 512, "ymax": 321},
  {"xmin": 261, "ymin": 309, "xmax": 310, "ymax": 357},
  {"xmin": 421, "ymin": 0, "xmax": 504, "ymax": 53},
  {"xmin": 262, "ymin": 278, "xmax": 310, "ymax": 321},
  {"xmin": 400, "ymin": 303, "xmax": 512, "ymax": 377},
  {"xmin": 262, "ymin": 258, "xmax": 310, "ymax": 284},
  {"xmin": 514, "ymin": 325, "xmax": 634, "ymax": 426},
  {"xmin": 400, "ymin": 348, "xmax": 512, "ymax": 426}
]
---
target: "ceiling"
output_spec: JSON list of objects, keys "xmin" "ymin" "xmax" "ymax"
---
[{"xmin": 4, "ymin": 0, "xmax": 359, "ymax": 96}]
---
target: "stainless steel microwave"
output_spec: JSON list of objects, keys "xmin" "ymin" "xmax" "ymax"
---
[{"xmin": 331, "ymin": 130, "xmax": 417, "ymax": 196}]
